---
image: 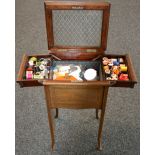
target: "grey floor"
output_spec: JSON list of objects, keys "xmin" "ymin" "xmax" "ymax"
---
[{"xmin": 15, "ymin": 0, "xmax": 140, "ymax": 154}]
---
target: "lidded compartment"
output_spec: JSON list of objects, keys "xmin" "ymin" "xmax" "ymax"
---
[
  {"xmin": 51, "ymin": 60, "xmax": 102, "ymax": 81},
  {"xmin": 17, "ymin": 0, "xmax": 137, "ymax": 87}
]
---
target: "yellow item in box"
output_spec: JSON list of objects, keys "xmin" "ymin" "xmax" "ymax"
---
[{"xmin": 120, "ymin": 66, "xmax": 127, "ymax": 72}]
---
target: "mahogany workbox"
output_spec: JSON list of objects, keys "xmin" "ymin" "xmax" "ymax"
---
[
  {"xmin": 17, "ymin": 0, "xmax": 137, "ymax": 88},
  {"xmin": 16, "ymin": 0, "xmax": 137, "ymax": 150}
]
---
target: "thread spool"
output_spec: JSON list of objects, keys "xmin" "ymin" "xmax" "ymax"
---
[
  {"xmin": 39, "ymin": 64, "xmax": 45, "ymax": 71},
  {"xmin": 119, "ymin": 74, "xmax": 129, "ymax": 81},
  {"xmin": 111, "ymin": 74, "xmax": 118, "ymax": 80},
  {"xmin": 103, "ymin": 60, "xmax": 109, "ymax": 65},
  {"xmin": 105, "ymin": 69, "xmax": 111, "ymax": 74},
  {"xmin": 113, "ymin": 61, "xmax": 119, "ymax": 66},
  {"xmin": 84, "ymin": 69, "xmax": 97, "ymax": 81},
  {"xmin": 29, "ymin": 57, "xmax": 37, "ymax": 62},
  {"xmin": 111, "ymin": 58, "xmax": 117, "ymax": 62},
  {"xmin": 103, "ymin": 65, "xmax": 109, "ymax": 70},
  {"xmin": 120, "ymin": 66, "xmax": 127, "ymax": 72},
  {"xmin": 102, "ymin": 57, "xmax": 108, "ymax": 61},
  {"xmin": 34, "ymin": 66, "xmax": 40, "ymax": 73},
  {"xmin": 118, "ymin": 58, "xmax": 124, "ymax": 63},
  {"xmin": 120, "ymin": 64, "xmax": 126, "ymax": 67},
  {"xmin": 113, "ymin": 68, "xmax": 120, "ymax": 75},
  {"xmin": 26, "ymin": 71, "xmax": 33, "ymax": 79},
  {"xmin": 106, "ymin": 77, "xmax": 112, "ymax": 80}
]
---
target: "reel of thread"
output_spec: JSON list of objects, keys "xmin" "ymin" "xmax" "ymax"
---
[
  {"xmin": 34, "ymin": 66, "xmax": 41, "ymax": 73},
  {"xmin": 84, "ymin": 69, "xmax": 97, "ymax": 81},
  {"xmin": 113, "ymin": 61, "xmax": 120, "ymax": 66},
  {"xmin": 118, "ymin": 58, "xmax": 124, "ymax": 63},
  {"xmin": 120, "ymin": 66, "xmax": 127, "ymax": 72}
]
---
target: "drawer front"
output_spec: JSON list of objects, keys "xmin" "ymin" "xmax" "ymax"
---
[{"xmin": 46, "ymin": 85, "xmax": 103, "ymax": 109}]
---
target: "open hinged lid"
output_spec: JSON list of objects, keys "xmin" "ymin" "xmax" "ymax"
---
[{"xmin": 44, "ymin": 0, "xmax": 111, "ymax": 60}]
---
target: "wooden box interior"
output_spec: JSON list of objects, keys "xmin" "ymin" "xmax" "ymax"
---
[
  {"xmin": 17, "ymin": 54, "xmax": 137, "ymax": 88},
  {"xmin": 16, "ymin": 1, "xmax": 137, "ymax": 88}
]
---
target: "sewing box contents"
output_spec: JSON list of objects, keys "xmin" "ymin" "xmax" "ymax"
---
[
  {"xmin": 102, "ymin": 57, "xmax": 129, "ymax": 81},
  {"xmin": 24, "ymin": 56, "xmax": 130, "ymax": 82}
]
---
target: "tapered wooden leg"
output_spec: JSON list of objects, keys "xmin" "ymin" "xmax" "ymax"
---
[
  {"xmin": 97, "ymin": 87, "xmax": 109, "ymax": 151},
  {"xmin": 47, "ymin": 108, "xmax": 55, "ymax": 150},
  {"xmin": 97, "ymin": 109, "xmax": 104, "ymax": 150},
  {"xmin": 44, "ymin": 86, "xmax": 55, "ymax": 150},
  {"xmin": 96, "ymin": 109, "xmax": 99, "ymax": 119},
  {"xmin": 55, "ymin": 108, "xmax": 58, "ymax": 118}
]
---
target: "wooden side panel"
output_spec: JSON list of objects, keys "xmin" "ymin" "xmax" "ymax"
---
[
  {"xmin": 47, "ymin": 85, "xmax": 103, "ymax": 109},
  {"xmin": 125, "ymin": 54, "xmax": 137, "ymax": 83},
  {"xmin": 100, "ymin": 4, "xmax": 111, "ymax": 52},
  {"xmin": 16, "ymin": 54, "xmax": 28, "ymax": 87},
  {"xmin": 17, "ymin": 54, "xmax": 28, "ymax": 81},
  {"xmin": 44, "ymin": 3, "xmax": 53, "ymax": 49}
]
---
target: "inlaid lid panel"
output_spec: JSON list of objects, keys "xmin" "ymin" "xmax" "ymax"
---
[
  {"xmin": 44, "ymin": 0, "xmax": 111, "ymax": 59},
  {"xmin": 53, "ymin": 10, "xmax": 103, "ymax": 47}
]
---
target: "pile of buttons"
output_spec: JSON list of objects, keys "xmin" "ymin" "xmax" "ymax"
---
[
  {"xmin": 102, "ymin": 57, "xmax": 129, "ymax": 81},
  {"xmin": 25, "ymin": 57, "xmax": 51, "ymax": 79}
]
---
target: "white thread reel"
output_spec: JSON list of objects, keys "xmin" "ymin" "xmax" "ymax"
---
[{"xmin": 84, "ymin": 69, "xmax": 97, "ymax": 81}]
